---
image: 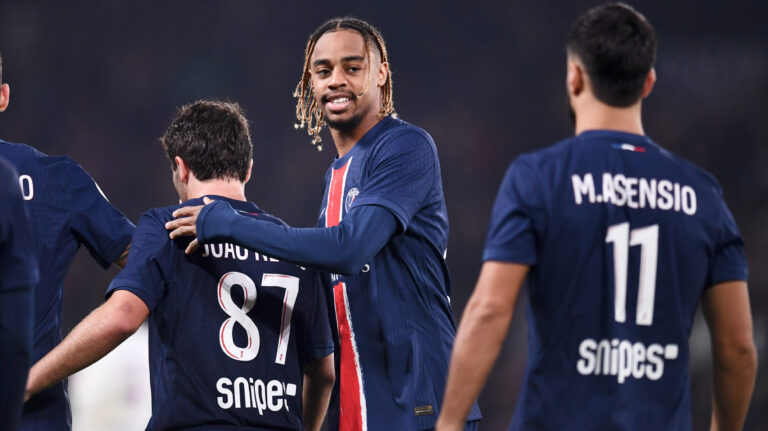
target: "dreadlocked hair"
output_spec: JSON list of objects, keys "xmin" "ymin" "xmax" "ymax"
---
[{"xmin": 293, "ymin": 17, "xmax": 395, "ymax": 150}]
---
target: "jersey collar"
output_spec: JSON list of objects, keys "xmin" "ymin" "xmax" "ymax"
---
[
  {"xmin": 331, "ymin": 116, "xmax": 397, "ymax": 169},
  {"xmin": 188, "ymin": 195, "xmax": 262, "ymax": 215},
  {"xmin": 577, "ymin": 129, "xmax": 656, "ymax": 147}
]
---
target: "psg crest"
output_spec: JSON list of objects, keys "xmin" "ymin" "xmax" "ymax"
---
[{"xmin": 345, "ymin": 187, "xmax": 359, "ymax": 212}]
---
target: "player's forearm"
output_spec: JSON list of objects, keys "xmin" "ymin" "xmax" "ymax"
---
[
  {"xmin": 701, "ymin": 281, "xmax": 756, "ymax": 431},
  {"xmin": 198, "ymin": 201, "xmax": 396, "ymax": 274},
  {"xmin": 437, "ymin": 296, "xmax": 513, "ymax": 430},
  {"xmin": 0, "ymin": 288, "xmax": 33, "ymax": 430},
  {"xmin": 303, "ymin": 355, "xmax": 335, "ymax": 431},
  {"xmin": 26, "ymin": 300, "xmax": 141, "ymax": 399},
  {"xmin": 710, "ymin": 343, "xmax": 757, "ymax": 431}
]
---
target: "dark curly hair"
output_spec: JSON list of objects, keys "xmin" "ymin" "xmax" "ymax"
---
[{"xmin": 161, "ymin": 100, "xmax": 253, "ymax": 182}]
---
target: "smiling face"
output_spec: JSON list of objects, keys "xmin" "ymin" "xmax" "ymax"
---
[{"xmin": 309, "ymin": 29, "xmax": 388, "ymax": 134}]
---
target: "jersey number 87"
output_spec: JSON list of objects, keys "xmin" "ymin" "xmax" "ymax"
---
[{"xmin": 217, "ymin": 272, "xmax": 299, "ymax": 364}]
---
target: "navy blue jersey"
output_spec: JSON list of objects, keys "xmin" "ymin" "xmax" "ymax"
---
[
  {"xmin": 318, "ymin": 116, "xmax": 481, "ymax": 430},
  {"xmin": 0, "ymin": 139, "xmax": 135, "ymax": 430},
  {"xmin": 0, "ymin": 156, "xmax": 38, "ymax": 293},
  {"xmin": 107, "ymin": 196, "xmax": 333, "ymax": 431},
  {"xmin": 0, "ymin": 156, "xmax": 38, "ymax": 430},
  {"xmin": 484, "ymin": 130, "xmax": 748, "ymax": 430}
]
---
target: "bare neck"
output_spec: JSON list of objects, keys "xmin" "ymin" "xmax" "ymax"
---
[
  {"xmin": 574, "ymin": 99, "xmax": 645, "ymax": 136},
  {"xmin": 330, "ymin": 114, "xmax": 383, "ymax": 158},
  {"xmin": 186, "ymin": 178, "xmax": 246, "ymax": 202}
]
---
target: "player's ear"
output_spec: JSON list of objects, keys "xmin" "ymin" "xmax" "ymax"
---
[
  {"xmin": 0, "ymin": 84, "xmax": 10, "ymax": 112},
  {"xmin": 376, "ymin": 61, "xmax": 389, "ymax": 87},
  {"xmin": 567, "ymin": 61, "xmax": 584, "ymax": 97},
  {"xmin": 244, "ymin": 159, "xmax": 253, "ymax": 185},
  {"xmin": 175, "ymin": 156, "xmax": 190, "ymax": 184},
  {"xmin": 641, "ymin": 68, "xmax": 656, "ymax": 99}
]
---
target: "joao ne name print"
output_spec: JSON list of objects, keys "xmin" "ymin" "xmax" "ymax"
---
[{"xmin": 571, "ymin": 173, "xmax": 697, "ymax": 215}]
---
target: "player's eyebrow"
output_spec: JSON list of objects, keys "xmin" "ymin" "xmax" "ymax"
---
[
  {"xmin": 312, "ymin": 55, "xmax": 366, "ymax": 67},
  {"xmin": 341, "ymin": 55, "xmax": 365, "ymax": 63}
]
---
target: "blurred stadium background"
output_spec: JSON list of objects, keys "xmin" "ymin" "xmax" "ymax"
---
[{"xmin": 1, "ymin": 0, "xmax": 766, "ymax": 429}]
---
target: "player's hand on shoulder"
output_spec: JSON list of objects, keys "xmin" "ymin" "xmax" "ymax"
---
[{"xmin": 165, "ymin": 197, "xmax": 215, "ymax": 255}]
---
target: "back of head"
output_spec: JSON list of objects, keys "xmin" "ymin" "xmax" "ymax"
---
[
  {"xmin": 161, "ymin": 100, "xmax": 253, "ymax": 182},
  {"xmin": 567, "ymin": 2, "xmax": 657, "ymax": 107}
]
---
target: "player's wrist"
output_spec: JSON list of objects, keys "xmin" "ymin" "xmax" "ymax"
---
[{"xmin": 434, "ymin": 417, "xmax": 466, "ymax": 431}]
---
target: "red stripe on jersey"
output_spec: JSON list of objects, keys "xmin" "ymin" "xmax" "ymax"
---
[
  {"xmin": 333, "ymin": 281, "xmax": 366, "ymax": 431},
  {"xmin": 326, "ymin": 160, "xmax": 365, "ymax": 428},
  {"xmin": 325, "ymin": 159, "xmax": 351, "ymax": 228}
]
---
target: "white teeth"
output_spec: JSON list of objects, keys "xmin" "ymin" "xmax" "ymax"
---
[{"xmin": 330, "ymin": 97, "xmax": 350, "ymax": 104}]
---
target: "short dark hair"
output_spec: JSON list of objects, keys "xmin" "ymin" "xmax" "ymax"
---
[
  {"xmin": 161, "ymin": 100, "xmax": 252, "ymax": 182},
  {"xmin": 1, "ymin": 50, "xmax": 4, "ymax": 84},
  {"xmin": 567, "ymin": 3, "xmax": 657, "ymax": 107}
]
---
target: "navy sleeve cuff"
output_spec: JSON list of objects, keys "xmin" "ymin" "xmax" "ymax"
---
[
  {"xmin": 482, "ymin": 247, "xmax": 537, "ymax": 265},
  {"xmin": 93, "ymin": 223, "xmax": 135, "ymax": 269},
  {"xmin": 306, "ymin": 343, "xmax": 335, "ymax": 363},
  {"xmin": 707, "ymin": 268, "xmax": 749, "ymax": 288},
  {"xmin": 106, "ymin": 280, "xmax": 158, "ymax": 313}
]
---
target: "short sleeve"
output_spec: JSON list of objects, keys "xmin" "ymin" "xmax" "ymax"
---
[
  {"xmin": 106, "ymin": 212, "xmax": 169, "ymax": 312},
  {"xmin": 64, "ymin": 160, "xmax": 135, "ymax": 268},
  {"xmin": 0, "ymin": 159, "xmax": 39, "ymax": 292},
  {"xmin": 482, "ymin": 157, "xmax": 543, "ymax": 265},
  {"xmin": 350, "ymin": 130, "xmax": 436, "ymax": 232},
  {"xmin": 305, "ymin": 274, "xmax": 334, "ymax": 363},
  {"xmin": 707, "ymin": 195, "xmax": 748, "ymax": 286}
]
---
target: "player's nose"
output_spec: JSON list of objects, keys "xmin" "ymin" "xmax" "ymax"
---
[{"xmin": 328, "ymin": 67, "xmax": 347, "ymax": 89}]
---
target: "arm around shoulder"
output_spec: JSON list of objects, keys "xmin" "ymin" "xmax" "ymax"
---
[{"xmin": 198, "ymin": 201, "xmax": 397, "ymax": 275}]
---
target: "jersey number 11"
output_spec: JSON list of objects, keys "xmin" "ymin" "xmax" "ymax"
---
[{"xmin": 605, "ymin": 223, "xmax": 659, "ymax": 326}]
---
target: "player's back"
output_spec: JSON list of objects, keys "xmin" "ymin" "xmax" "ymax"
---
[
  {"xmin": 108, "ymin": 196, "xmax": 333, "ymax": 431},
  {"xmin": 0, "ymin": 155, "xmax": 38, "ymax": 431},
  {"xmin": 0, "ymin": 139, "xmax": 134, "ymax": 430},
  {"xmin": 491, "ymin": 130, "xmax": 746, "ymax": 430}
]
